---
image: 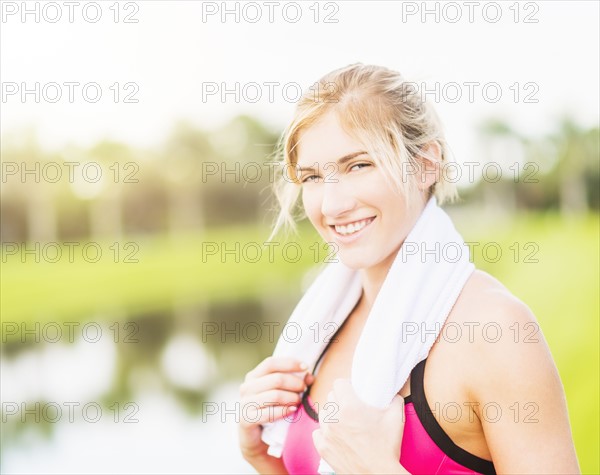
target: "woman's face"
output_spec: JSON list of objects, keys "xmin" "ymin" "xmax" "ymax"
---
[{"xmin": 296, "ymin": 111, "xmax": 426, "ymax": 272}]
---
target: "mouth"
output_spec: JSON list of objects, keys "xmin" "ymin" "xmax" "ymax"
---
[{"xmin": 330, "ymin": 216, "xmax": 376, "ymax": 238}]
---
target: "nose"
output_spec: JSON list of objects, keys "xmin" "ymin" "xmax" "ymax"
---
[{"xmin": 320, "ymin": 180, "xmax": 357, "ymax": 219}]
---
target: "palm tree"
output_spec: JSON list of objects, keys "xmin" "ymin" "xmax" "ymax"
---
[{"xmin": 549, "ymin": 117, "xmax": 593, "ymax": 215}]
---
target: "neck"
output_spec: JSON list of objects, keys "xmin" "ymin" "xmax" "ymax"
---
[
  {"xmin": 358, "ymin": 194, "xmax": 429, "ymax": 311},
  {"xmin": 358, "ymin": 243, "xmax": 400, "ymax": 311}
]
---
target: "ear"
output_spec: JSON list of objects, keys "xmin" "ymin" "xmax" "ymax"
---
[{"xmin": 415, "ymin": 141, "xmax": 442, "ymax": 191}]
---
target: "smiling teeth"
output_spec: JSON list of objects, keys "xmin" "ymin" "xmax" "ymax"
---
[{"xmin": 335, "ymin": 218, "xmax": 373, "ymax": 236}]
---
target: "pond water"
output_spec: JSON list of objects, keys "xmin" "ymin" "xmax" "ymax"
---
[{"xmin": 1, "ymin": 299, "xmax": 293, "ymax": 474}]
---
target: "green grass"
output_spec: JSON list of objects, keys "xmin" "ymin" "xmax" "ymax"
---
[
  {"xmin": 461, "ymin": 211, "xmax": 599, "ymax": 472},
  {"xmin": 1, "ymin": 212, "xmax": 598, "ymax": 471},
  {"xmin": 1, "ymin": 226, "xmax": 323, "ymax": 324}
]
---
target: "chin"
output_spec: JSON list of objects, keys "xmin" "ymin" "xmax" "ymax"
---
[{"xmin": 335, "ymin": 251, "xmax": 374, "ymax": 270}]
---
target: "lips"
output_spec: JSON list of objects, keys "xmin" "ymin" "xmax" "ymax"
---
[{"xmin": 331, "ymin": 216, "xmax": 375, "ymax": 236}]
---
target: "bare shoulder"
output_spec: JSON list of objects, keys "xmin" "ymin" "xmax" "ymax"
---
[
  {"xmin": 446, "ymin": 274, "xmax": 581, "ymax": 472},
  {"xmin": 451, "ymin": 269, "xmax": 553, "ymax": 381},
  {"xmin": 458, "ymin": 268, "xmax": 534, "ymax": 316},
  {"xmin": 453, "ymin": 268, "xmax": 541, "ymax": 340}
]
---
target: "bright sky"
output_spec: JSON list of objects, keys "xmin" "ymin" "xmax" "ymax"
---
[{"xmin": 1, "ymin": 0, "xmax": 599, "ymax": 167}]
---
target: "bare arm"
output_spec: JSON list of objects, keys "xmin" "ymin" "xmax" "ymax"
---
[{"xmin": 468, "ymin": 296, "xmax": 580, "ymax": 474}]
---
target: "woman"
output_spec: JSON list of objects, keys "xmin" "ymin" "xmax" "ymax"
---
[{"xmin": 238, "ymin": 64, "xmax": 580, "ymax": 474}]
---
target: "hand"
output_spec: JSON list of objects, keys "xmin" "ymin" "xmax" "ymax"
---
[
  {"xmin": 312, "ymin": 379, "xmax": 407, "ymax": 474},
  {"xmin": 238, "ymin": 356, "xmax": 314, "ymax": 461}
]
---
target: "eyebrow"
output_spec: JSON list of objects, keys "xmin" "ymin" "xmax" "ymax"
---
[{"xmin": 296, "ymin": 151, "xmax": 368, "ymax": 173}]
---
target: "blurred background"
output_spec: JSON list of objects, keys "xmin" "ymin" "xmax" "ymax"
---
[{"xmin": 1, "ymin": 1, "xmax": 598, "ymax": 473}]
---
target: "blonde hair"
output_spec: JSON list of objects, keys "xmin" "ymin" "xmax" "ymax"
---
[{"xmin": 267, "ymin": 63, "xmax": 459, "ymax": 242}]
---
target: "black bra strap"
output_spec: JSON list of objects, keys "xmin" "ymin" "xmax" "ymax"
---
[
  {"xmin": 410, "ymin": 358, "xmax": 497, "ymax": 474},
  {"xmin": 303, "ymin": 317, "xmax": 352, "ymax": 421}
]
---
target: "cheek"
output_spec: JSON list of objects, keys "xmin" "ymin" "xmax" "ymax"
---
[
  {"xmin": 372, "ymin": 191, "xmax": 405, "ymax": 230},
  {"xmin": 301, "ymin": 189, "xmax": 321, "ymax": 223}
]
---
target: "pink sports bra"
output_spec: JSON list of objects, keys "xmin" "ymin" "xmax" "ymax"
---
[{"xmin": 281, "ymin": 345, "xmax": 496, "ymax": 474}]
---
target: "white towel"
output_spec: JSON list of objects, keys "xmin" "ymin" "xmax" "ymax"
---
[{"xmin": 260, "ymin": 195, "xmax": 475, "ymax": 474}]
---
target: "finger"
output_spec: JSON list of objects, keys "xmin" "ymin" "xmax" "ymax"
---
[
  {"xmin": 390, "ymin": 393, "xmax": 406, "ymax": 416},
  {"xmin": 247, "ymin": 356, "xmax": 308, "ymax": 380},
  {"xmin": 244, "ymin": 388, "xmax": 303, "ymax": 409},
  {"xmin": 240, "ymin": 372, "xmax": 308, "ymax": 397},
  {"xmin": 241, "ymin": 404, "xmax": 300, "ymax": 426},
  {"xmin": 390, "ymin": 392, "xmax": 405, "ymax": 406}
]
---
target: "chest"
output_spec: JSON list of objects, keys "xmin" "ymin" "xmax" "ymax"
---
[{"xmin": 308, "ymin": 311, "xmax": 492, "ymax": 461}]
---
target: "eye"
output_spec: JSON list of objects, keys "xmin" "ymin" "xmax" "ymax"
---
[
  {"xmin": 349, "ymin": 162, "xmax": 371, "ymax": 172},
  {"xmin": 301, "ymin": 174, "xmax": 320, "ymax": 183}
]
